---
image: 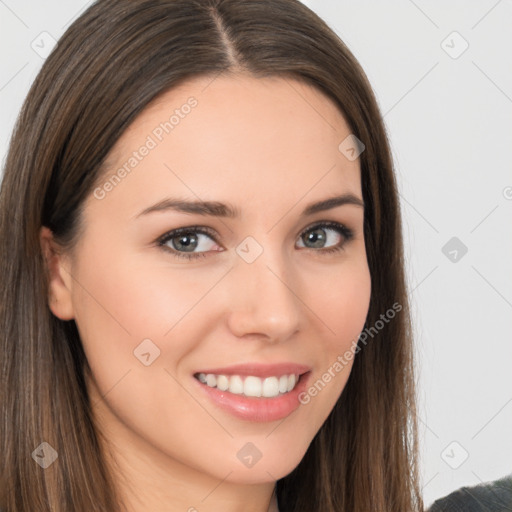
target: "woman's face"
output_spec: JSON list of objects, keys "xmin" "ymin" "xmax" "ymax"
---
[{"xmin": 44, "ymin": 74, "xmax": 371, "ymax": 488}]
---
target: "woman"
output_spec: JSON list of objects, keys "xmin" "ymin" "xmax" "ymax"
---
[{"xmin": 0, "ymin": 1, "xmax": 423, "ymax": 511}]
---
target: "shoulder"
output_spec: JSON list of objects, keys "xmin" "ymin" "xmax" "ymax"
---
[{"xmin": 427, "ymin": 474, "xmax": 512, "ymax": 512}]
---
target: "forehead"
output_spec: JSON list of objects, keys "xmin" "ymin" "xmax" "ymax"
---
[{"xmin": 88, "ymin": 73, "xmax": 362, "ymax": 220}]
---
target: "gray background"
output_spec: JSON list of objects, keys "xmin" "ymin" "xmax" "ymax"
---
[{"xmin": 1, "ymin": 0, "xmax": 511, "ymax": 507}]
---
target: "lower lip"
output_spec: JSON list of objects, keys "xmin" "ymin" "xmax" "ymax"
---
[{"xmin": 193, "ymin": 372, "xmax": 311, "ymax": 422}]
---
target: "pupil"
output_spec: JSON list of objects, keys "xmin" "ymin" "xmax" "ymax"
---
[
  {"xmin": 175, "ymin": 233, "xmax": 197, "ymax": 252},
  {"xmin": 307, "ymin": 229, "xmax": 325, "ymax": 248}
]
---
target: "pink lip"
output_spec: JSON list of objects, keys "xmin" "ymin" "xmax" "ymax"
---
[
  {"xmin": 193, "ymin": 362, "xmax": 311, "ymax": 378},
  {"xmin": 193, "ymin": 370, "xmax": 312, "ymax": 422}
]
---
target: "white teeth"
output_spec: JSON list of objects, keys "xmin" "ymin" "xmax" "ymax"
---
[
  {"xmin": 216, "ymin": 374, "xmax": 230, "ymax": 391},
  {"xmin": 244, "ymin": 376, "xmax": 262, "ymax": 397},
  {"xmin": 278, "ymin": 375, "xmax": 288, "ymax": 393},
  {"xmin": 196, "ymin": 372, "xmax": 300, "ymax": 397},
  {"xmin": 229, "ymin": 375, "xmax": 244, "ymax": 394},
  {"xmin": 262, "ymin": 376, "xmax": 279, "ymax": 398}
]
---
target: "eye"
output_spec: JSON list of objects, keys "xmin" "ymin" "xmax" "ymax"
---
[
  {"xmin": 157, "ymin": 226, "xmax": 221, "ymax": 260},
  {"xmin": 156, "ymin": 221, "xmax": 354, "ymax": 261},
  {"xmin": 297, "ymin": 221, "xmax": 354, "ymax": 254}
]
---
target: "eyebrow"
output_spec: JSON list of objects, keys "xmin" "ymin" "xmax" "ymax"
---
[{"xmin": 134, "ymin": 193, "xmax": 364, "ymax": 220}]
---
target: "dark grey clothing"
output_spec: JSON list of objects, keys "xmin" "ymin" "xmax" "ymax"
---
[{"xmin": 428, "ymin": 474, "xmax": 512, "ymax": 512}]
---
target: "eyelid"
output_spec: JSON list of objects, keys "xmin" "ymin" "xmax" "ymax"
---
[
  {"xmin": 298, "ymin": 220, "xmax": 352, "ymax": 239},
  {"xmin": 156, "ymin": 225, "xmax": 219, "ymax": 244}
]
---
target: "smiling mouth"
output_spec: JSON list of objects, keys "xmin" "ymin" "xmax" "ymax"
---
[{"xmin": 193, "ymin": 372, "xmax": 303, "ymax": 398}]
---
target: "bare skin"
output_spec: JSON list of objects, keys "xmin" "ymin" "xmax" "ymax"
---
[{"xmin": 41, "ymin": 73, "xmax": 371, "ymax": 512}]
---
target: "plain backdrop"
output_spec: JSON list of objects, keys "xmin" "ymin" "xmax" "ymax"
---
[{"xmin": 1, "ymin": 0, "xmax": 511, "ymax": 507}]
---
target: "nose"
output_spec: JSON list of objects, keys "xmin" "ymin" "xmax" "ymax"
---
[{"xmin": 225, "ymin": 244, "xmax": 302, "ymax": 343}]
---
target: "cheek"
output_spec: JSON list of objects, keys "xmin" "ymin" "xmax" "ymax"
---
[
  {"xmin": 293, "ymin": 259, "xmax": 371, "ymax": 427},
  {"xmin": 72, "ymin": 247, "xmax": 220, "ymax": 342},
  {"xmin": 70, "ymin": 249, "xmax": 226, "ymax": 459},
  {"xmin": 316, "ymin": 259, "xmax": 372, "ymax": 349},
  {"xmin": 70, "ymin": 245, "xmax": 232, "ymax": 408}
]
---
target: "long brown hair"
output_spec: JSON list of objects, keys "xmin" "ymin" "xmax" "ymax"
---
[{"xmin": 0, "ymin": 1, "xmax": 423, "ymax": 510}]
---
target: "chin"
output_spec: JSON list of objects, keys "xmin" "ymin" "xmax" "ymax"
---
[{"xmin": 220, "ymin": 443, "xmax": 310, "ymax": 485}]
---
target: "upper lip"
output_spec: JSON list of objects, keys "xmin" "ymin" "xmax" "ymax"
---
[{"xmin": 194, "ymin": 363, "xmax": 312, "ymax": 378}]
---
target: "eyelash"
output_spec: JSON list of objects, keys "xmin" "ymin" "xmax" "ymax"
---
[{"xmin": 156, "ymin": 221, "xmax": 354, "ymax": 261}]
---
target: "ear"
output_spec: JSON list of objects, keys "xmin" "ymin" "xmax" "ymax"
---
[{"xmin": 39, "ymin": 226, "xmax": 75, "ymax": 320}]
